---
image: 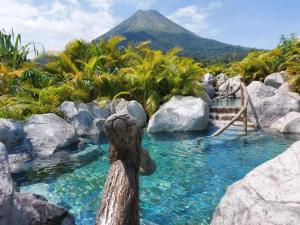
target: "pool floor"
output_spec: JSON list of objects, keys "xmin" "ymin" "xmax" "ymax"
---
[{"xmin": 19, "ymin": 127, "xmax": 295, "ymax": 225}]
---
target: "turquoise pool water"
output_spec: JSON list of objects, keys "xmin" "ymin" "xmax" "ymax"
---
[{"xmin": 19, "ymin": 127, "xmax": 296, "ymax": 225}]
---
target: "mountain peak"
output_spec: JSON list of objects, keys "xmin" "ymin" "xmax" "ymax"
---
[
  {"xmin": 135, "ymin": 9, "xmax": 162, "ymax": 16},
  {"xmin": 96, "ymin": 10, "xmax": 254, "ymax": 63},
  {"xmin": 101, "ymin": 9, "xmax": 190, "ymax": 36},
  {"xmin": 136, "ymin": 9, "xmax": 158, "ymax": 13}
]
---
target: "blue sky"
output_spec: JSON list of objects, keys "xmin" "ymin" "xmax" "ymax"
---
[{"xmin": 0, "ymin": 0, "xmax": 299, "ymax": 52}]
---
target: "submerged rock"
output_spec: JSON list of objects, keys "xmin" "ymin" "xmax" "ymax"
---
[
  {"xmin": 115, "ymin": 99, "xmax": 147, "ymax": 128},
  {"xmin": 12, "ymin": 192, "xmax": 75, "ymax": 225},
  {"xmin": 147, "ymin": 96, "xmax": 209, "ymax": 133},
  {"xmin": 24, "ymin": 113, "xmax": 79, "ymax": 157},
  {"xmin": 264, "ymin": 72, "xmax": 285, "ymax": 89},
  {"xmin": 211, "ymin": 141, "xmax": 300, "ymax": 225},
  {"xmin": 270, "ymin": 111, "xmax": 300, "ymax": 134},
  {"xmin": 247, "ymin": 81, "xmax": 300, "ymax": 127}
]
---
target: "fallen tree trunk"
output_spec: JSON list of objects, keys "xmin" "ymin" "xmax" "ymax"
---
[{"xmin": 95, "ymin": 114, "xmax": 141, "ymax": 225}]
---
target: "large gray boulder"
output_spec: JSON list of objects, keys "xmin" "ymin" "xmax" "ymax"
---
[
  {"xmin": 264, "ymin": 72, "xmax": 285, "ymax": 89},
  {"xmin": 0, "ymin": 119, "xmax": 31, "ymax": 153},
  {"xmin": 270, "ymin": 111, "xmax": 300, "ymax": 134},
  {"xmin": 24, "ymin": 113, "xmax": 79, "ymax": 157},
  {"xmin": 0, "ymin": 142, "xmax": 14, "ymax": 225},
  {"xmin": 59, "ymin": 101, "xmax": 77, "ymax": 122},
  {"xmin": 108, "ymin": 98, "xmax": 123, "ymax": 114},
  {"xmin": 73, "ymin": 110, "xmax": 94, "ymax": 136},
  {"xmin": 73, "ymin": 110, "xmax": 105, "ymax": 142},
  {"xmin": 12, "ymin": 192, "xmax": 75, "ymax": 225},
  {"xmin": 218, "ymin": 76, "xmax": 241, "ymax": 94},
  {"xmin": 59, "ymin": 101, "xmax": 110, "ymax": 122},
  {"xmin": 0, "ymin": 119, "xmax": 32, "ymax": 168},
  {"xmin": 59, "ymin": 101, "xmax": 110, "ymax": 140},
  {"xmin": 115, "ymin": 99, "xmax": 147, "ymax": 128},
  {"xmin": 211, "ymin": 141, "xmax": 300, "ymax": 225},
  {"xmin": 147, "ymin": 96, "xmax": 209, "ymax": 133},
  {"xmin": 0, "ymin": 142, "xmax": 75, "ymax": 225},
  {"xmin": 278, "ymin": 82, "xmax": 289, "ymax": 92},
  {"xmin": 203, "ymin": 83, "xmax": 215, "ymax": 99},
  {"xmin": 247, "ymin": 81, "xmax": 300, "ymax": 127},
  {"xmin": 85, "ymin": 102, "xmax": 110, "ymax": 119},
  {"xmin": 277, "ymin": 84, "xmax": 300, "ymax": 101},
  {"xmin": 216, "ymin": 73, "xmax": 228, "ymax": 87},
  {"xmin": 203, "ymin": 73, "xmax": 215, "ymax": 85}
]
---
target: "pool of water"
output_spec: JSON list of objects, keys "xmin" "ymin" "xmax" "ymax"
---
[{"xmin": 18, "ymin": 127, "xmax": 296, "ymax": 225}]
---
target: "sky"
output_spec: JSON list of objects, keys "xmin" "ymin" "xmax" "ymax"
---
[{"xmin": 0, "ymin": 0, "xmax": 299, "ymax": 53}]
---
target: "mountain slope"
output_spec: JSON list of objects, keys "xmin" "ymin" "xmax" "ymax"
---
[{"xmin": 95, "ymin": 10, "xmax": 255, "ymax": 63}]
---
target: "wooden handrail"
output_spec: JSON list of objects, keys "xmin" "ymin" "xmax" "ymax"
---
[
  {"xmin": 218, "ymin": 81, "xmax": 230, "ymax": 97},
  {"xmin": 211, "ymin": 82, "xmax": 249, "ymax": 137},
  {"xmin": 212, "ymin": 85, "xmax": 241, "ymax": 101},
  {"xmin": 215, "ymin": 77, "xmax": 229, "ymax": 89}
]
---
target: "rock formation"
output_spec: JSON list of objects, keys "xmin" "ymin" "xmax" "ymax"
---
[
  {"xmin": 148, "ymin": 95, "xmax": 209, "ymax": 132},
  {"xmin": 211, "ymin": 141, "xmax": 300, "ymax": 225}
]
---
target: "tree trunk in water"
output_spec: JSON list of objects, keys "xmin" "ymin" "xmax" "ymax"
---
[{"xmin": 95, "ymin": 114, "xmax": 141, "ymax": 225}]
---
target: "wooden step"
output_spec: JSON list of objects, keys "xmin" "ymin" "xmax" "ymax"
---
[
  {"xmin": 209, "ymin": 107, "xmax": 241, "ymax": 114},
  {"xmin": 209, "ymin": 113, "xmax": 246, "ymax": 122},
  {"xmin": 209, "ymin": 120, "xmax": 256, "ymax": 128}
]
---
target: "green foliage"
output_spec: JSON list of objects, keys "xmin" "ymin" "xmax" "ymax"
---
[
  {"xmin": 204, "ymin": 64, "xmax": 227, "ymax": 76},
  {"xmin": 0, "ymin": 31, "xmax": 208, "ymax": 120},
  {"xmin": 0, "ymin": 29, "xmax": 36, "ymax": 69},
  {"xmin": 3, "ymin": 30, "xmax": 299, "ymax": 121},
  {"xmin": 226, "ymin": 34, "xmax": 300, "ymax": 92}
]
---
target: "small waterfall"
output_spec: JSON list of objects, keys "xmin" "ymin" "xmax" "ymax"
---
[{"xmin": 209, "ymin": 99, "xmax": 254, "ymax": 128}]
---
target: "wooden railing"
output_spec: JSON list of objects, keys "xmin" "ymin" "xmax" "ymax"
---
[
  {"xmin": 212, "ymin": 84, "xmax": 241, "ymax": 101},
  {"xmin": 211, "ymin": 81, "xmax": 249, "ymax": 137}
]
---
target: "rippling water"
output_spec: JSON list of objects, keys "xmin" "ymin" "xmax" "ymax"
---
[{"xmin": 19, "ymin": 127, "xmax": 295, "ymax": 225}]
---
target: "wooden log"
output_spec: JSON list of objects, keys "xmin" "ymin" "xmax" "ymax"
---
[
  {"xmin": 244, "ymin": 109, "xmax": 248, "ymax": 134},
  {"xmin": 240, "ymin": 82, "xmax": 247, "ymax": 134},
  {"xmin": 212, "ymin": 85, "xmax": 241, "ymax": 101},
  {"xmin": 95, "ymin": 114, "xmax": 141, "ymax": 225}
]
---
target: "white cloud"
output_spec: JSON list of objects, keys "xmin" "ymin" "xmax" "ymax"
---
[
  {"xmin": 0, "ymin": 0, "xmax": 119, "ymax": 54},
  {"xmin": 87, "ymin": 0, "xmax": 116, "ymax": 10},
  {"xmin": 0, "ymin": 0, "xmax": 225, "ymax": 56},
  {"xmin": 168, "ymin": 1, "xmax": 225, "ymax": 37}
]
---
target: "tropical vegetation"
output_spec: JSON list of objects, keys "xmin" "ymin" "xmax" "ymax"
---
[
  {"xmin": 1, "ymin": 29, "xmax": 299, "ymax": 121},
  {"xmin": 0, "ymin": 30, "xmax": 207, "ymax": 120},
  {"xmin": 226, "ymin": 34, "xmax": 300, "ymax": 92}
]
